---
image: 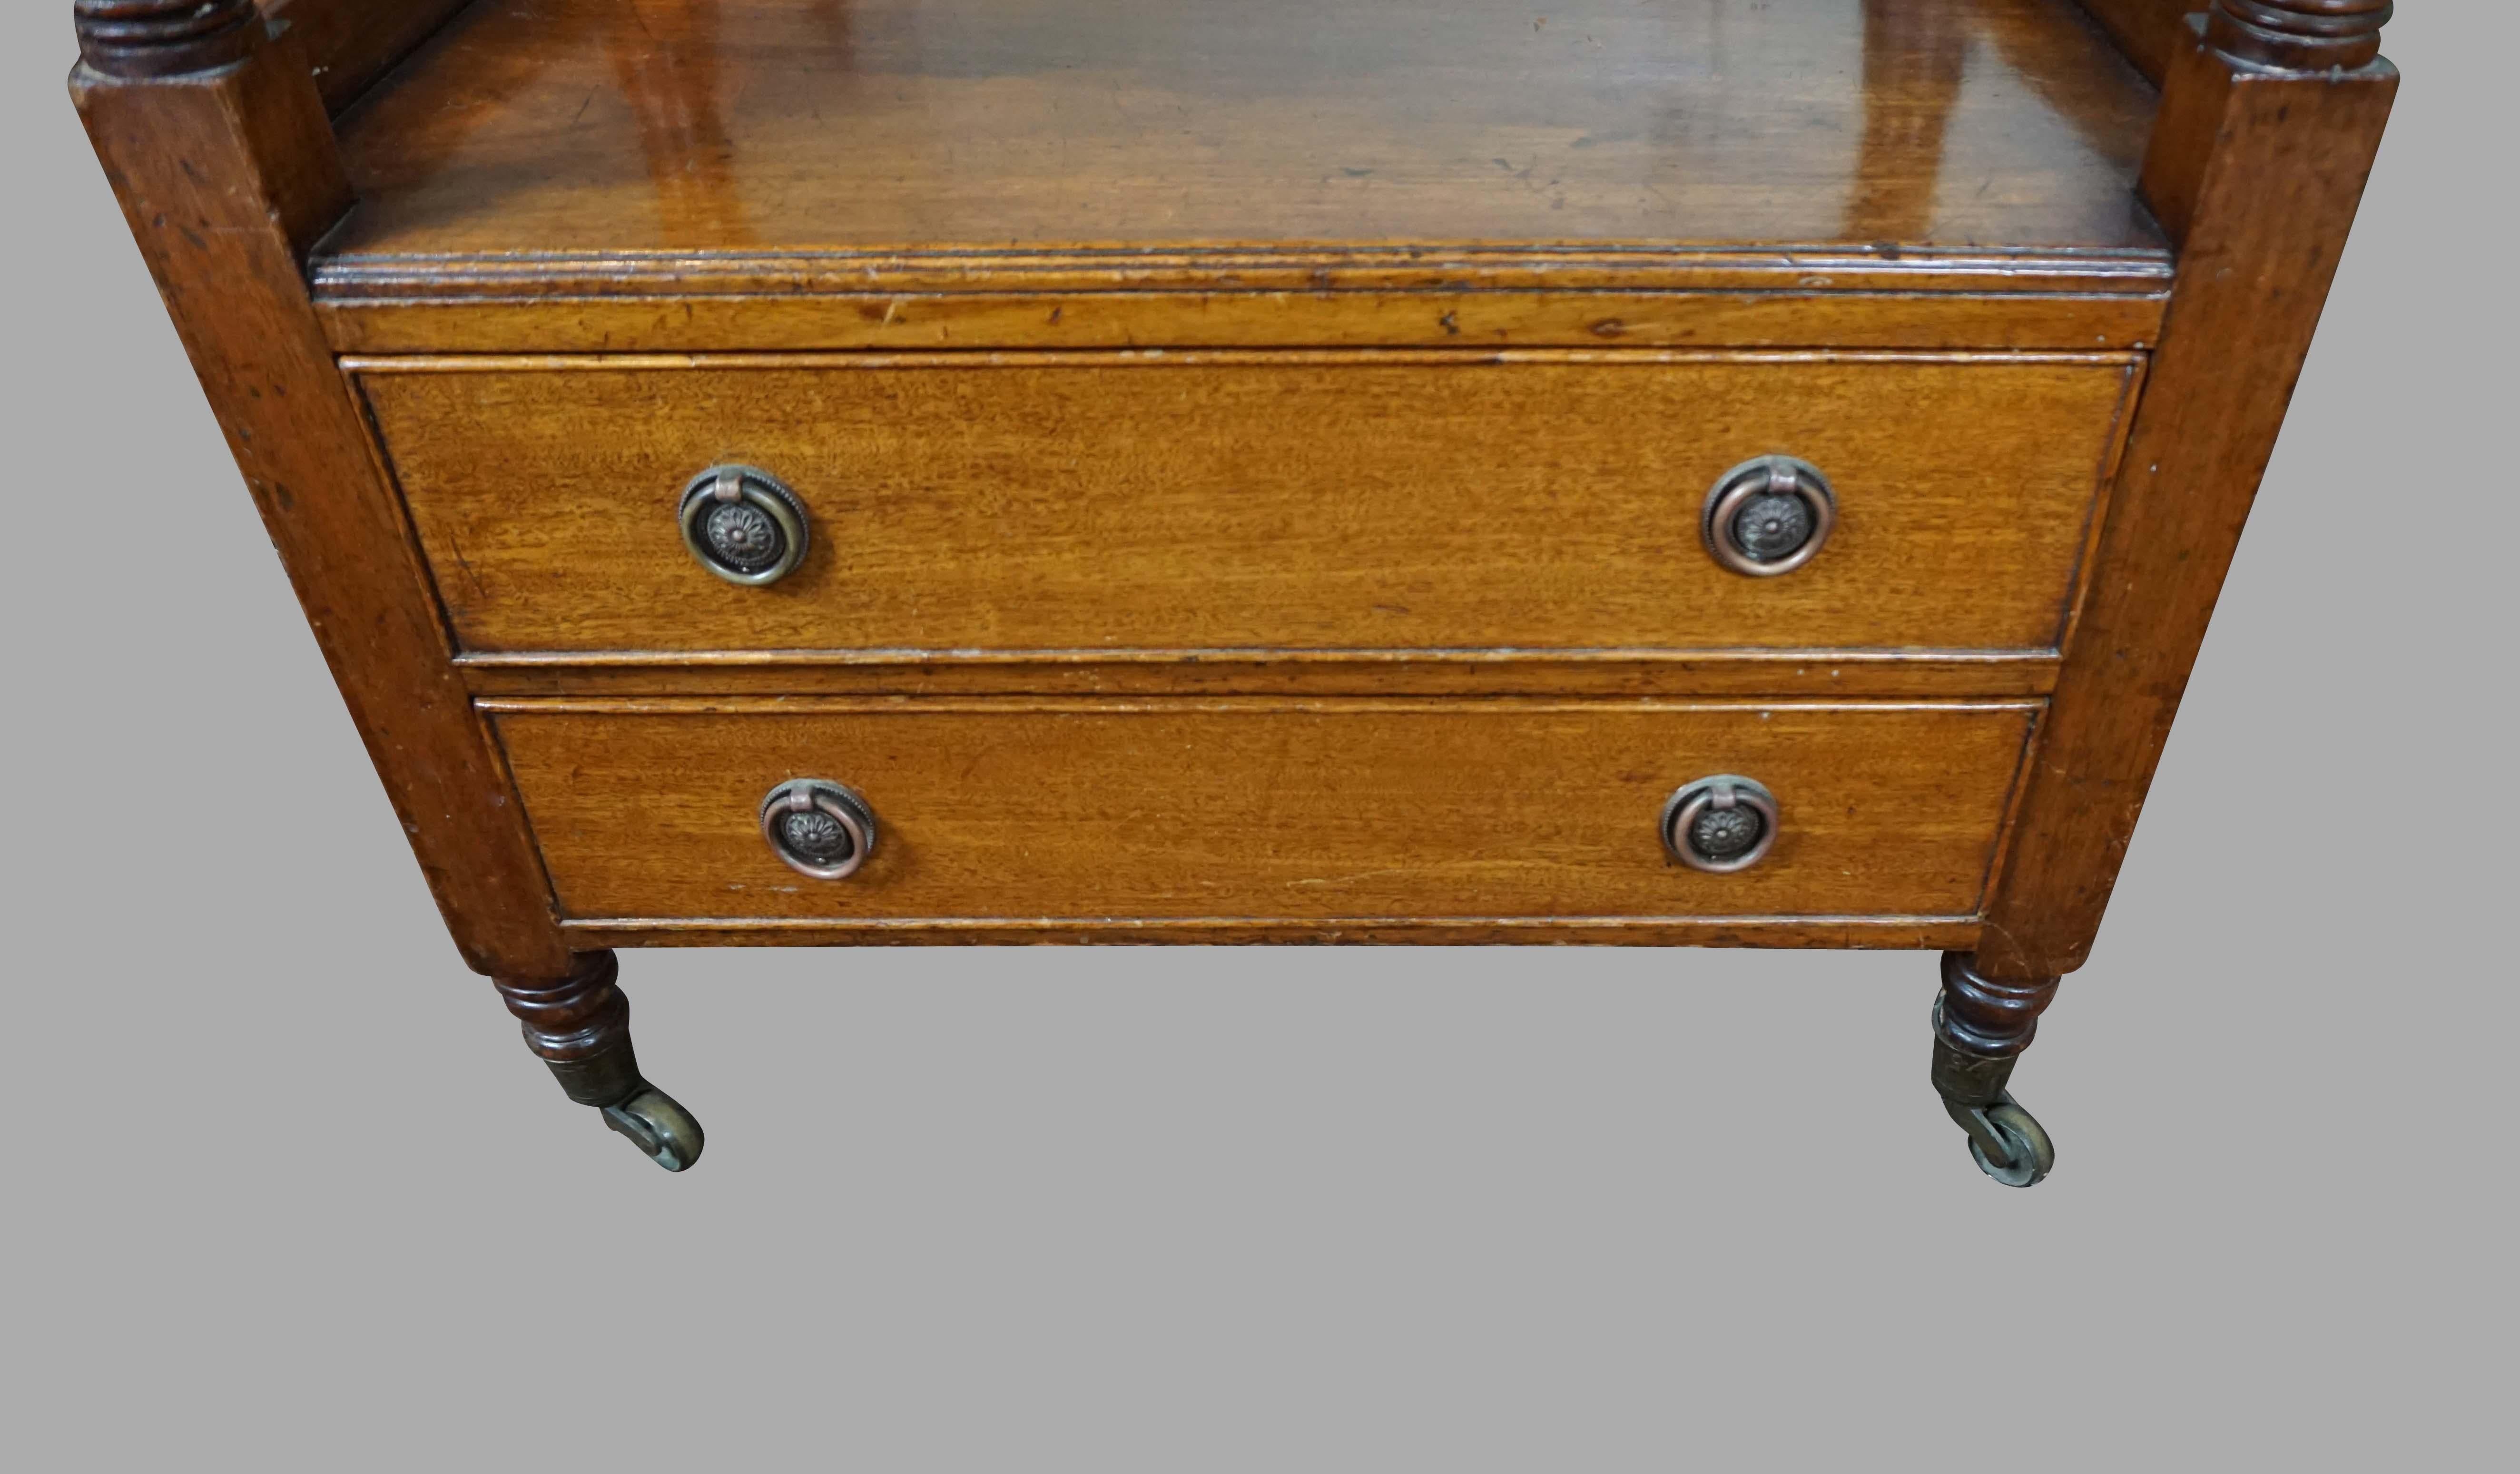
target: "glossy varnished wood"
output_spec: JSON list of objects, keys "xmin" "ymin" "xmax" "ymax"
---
[
  {"xmin": 1977, "ymin": 19, "xmax": 2399, "ymax": 977},
  {"xmin": 488, "ymin": 698, "xmax": 2039, "ymax": 928},
  {"xmin": 66, "ymin": 0, "xmax": 2403, "ymax": 1182},
  {"xmin": 265, "ymin": 0, "xmax": 475, "ymax": 113},
  {"xmin": 71, "ymin": 27, "xmax": 572, "ymax": 978},
  {"xmin": 315, "ymin": 282, "xmax": 2170, "ymax": 356},
  {"xmin": 451, "ymin": 649, "xmax": 2064, "ymax": 700},
  {"xmin": 359, "ymin": 351, "xmax": 2139, "ymax": 660},
  {"xmin": 315, "ymin": 0, "xmax": 2170, "ymax": 350},
  {"xmin": 2069, "ymin": 0, "xmax": 2194, "ymax": 83}
]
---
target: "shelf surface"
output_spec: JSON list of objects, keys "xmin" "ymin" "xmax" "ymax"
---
[{"xmin": 320, "ymin": 0, "xmax": 2169, "ymax": 285}]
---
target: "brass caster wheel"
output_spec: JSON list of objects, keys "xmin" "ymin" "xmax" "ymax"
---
[
  {"xmin": 601, "ymin": 1086, "xmax": 705, "ymax": 1172},
  {"xmin": 1956, "ymin": 1091, "xmax": 2053, "ymax": 1188}
]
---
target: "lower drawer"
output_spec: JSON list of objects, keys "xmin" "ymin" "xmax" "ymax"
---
[{"xmin": 491, "ymin": 700, "xmax": 2037, "ymax": 928}]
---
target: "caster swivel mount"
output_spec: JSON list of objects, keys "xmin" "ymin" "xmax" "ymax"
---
[
  {"xmin": 493, "ymin": 951, "xmax": 706, "ymax": 1173},
  {"xmin": 1931, "ymin": 953, "xmax": 2061, "ymax": 1189}
]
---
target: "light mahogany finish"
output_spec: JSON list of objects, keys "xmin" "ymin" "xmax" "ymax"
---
[
  {"xmin": 300, "ymin": 0, "xmax": 2187, "ymax": 350},
  {"xmin": 70, "ymin": 0, "xmax": 2399, "ymax": 1177},
  {"xmin": 1977, "ymin": 16, "xmax": 2399, "ymax": 977},
  {"xmin": 360, "ymin": 352, "xmax": 2140, "ymax": 660},
  {"xmin": 489, "ymin": 698, "xmax": 2039, "ymax": 929},
  {"xmin": 2069, "ymin": 0, "xmax": 2194, "ymax": 83},
  {"xmin": 71, "ymin": 19, "xmax": 571, "ymax": 978},
  {"xmin": 450, "ymin": 649, "xmax": 2064, "ymax": 701},
  {"xmin": 265, "ymin": 0, "xmax": 474, "ymax": 113},
  {"xmin": 307, "ymin": 0, "xmax": 2173, "ymax": 355},
  {"xmin": 326, "ymin": 0, "xmax": 2167, "ymax": 260},
  {"xmin": 315, "ymin": 282, "xmax": 2172, "ymax": 357}
]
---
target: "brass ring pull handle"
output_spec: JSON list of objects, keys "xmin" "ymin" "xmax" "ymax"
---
[
  {"xmin": 1701, "ymin": 455, "xmax": 1837, "ymax": 577},
  {"xmin": 679, "ymin": 464, "xmax": 810, "ymax": 586},
  {"xmin": 759, "ymin": 779, "xmax": 877, "ymax": 880},
  {"xmin": 1661, "ymin": 775, "xmax": 1781, "ymax": 873}
]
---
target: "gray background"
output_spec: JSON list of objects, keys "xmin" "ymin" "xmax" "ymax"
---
[{"xmin": 4, "ymin": 5, "xmax": 2508, "ymax": 1469}]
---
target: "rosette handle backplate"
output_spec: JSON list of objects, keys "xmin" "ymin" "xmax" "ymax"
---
[
  {"xmin": 1701, "ymin": 454, "xmax": 1837, "ymax": 577},
  {"xmin": 679, "ymin": 464, "xmax": 810, "ymax": 586},
  {"xmin": 1661, "ymin": 775, "xmax": 1781, "ymax": 873},
  {"xmin": 759, "ymin": 779, "xmax": 878, "ymax": 881}
]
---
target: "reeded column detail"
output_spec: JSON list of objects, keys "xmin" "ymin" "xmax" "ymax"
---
[
  {"xmin": 493, "ymin": 950, "xmax": 643, "ymax": 1109},
  {"xmin": 1931, "ymin": 951, "xmax": 2062, "ymax": 1111},
  {"xmin": 2206, "ymin": 0, "xmax": 2392, "ymax": 73},
  {"xmin": 74, "ymin": 0, "xmax": 263, "ymax": 77}
]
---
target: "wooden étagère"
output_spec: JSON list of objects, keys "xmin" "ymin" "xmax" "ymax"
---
[{"xmin": 72, "ymin": 0, "xmax": 2398, "ymax": 1183}]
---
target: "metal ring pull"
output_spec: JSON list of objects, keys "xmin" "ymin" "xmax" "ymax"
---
[
  {"xmin": 758, "ymin": 779, "xmax": 878, "ymax": 880},
  {"xmin": 1660, "ymin": 775, "xmax": 1781, "ymax": 873},
  {"xmin": 1701, "ymin": 454, "xmax": 1837, "ymax": 577},
  {"xmin": 679, "ymin": 464, "xmax": 810, "ymax": 586}
]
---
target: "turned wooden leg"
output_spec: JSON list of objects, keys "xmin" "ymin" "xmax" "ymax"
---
[
  {"xmin": 492, "ymin": 950, "xmax": 704, "ymax": 1172},
  {"xmin": 1931, "ymin": 952, "xmax": 2060, "ymax": 1187}
]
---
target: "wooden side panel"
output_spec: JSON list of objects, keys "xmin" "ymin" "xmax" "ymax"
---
[
  {"xmin": 359, "ymin": 353, "xmax": 2140, "ymax": 658},
  {"xmin": 72, "ymin": 35, "xmax": 571, "ymax": 977},
  {"xmin": 2072, "ymin": 0, "xmax": 2195, "ymax": 83},
  {"xmin": 1978, "ymin": 32, "xmax": 2397, "ymax": 977},
  {"xmin": 266, "ymin": 0, "xmax": 476, "ymax": 114},
  {"xmin": 490, "ymin": 699, "xmax": 2039, "ymax": 925}
]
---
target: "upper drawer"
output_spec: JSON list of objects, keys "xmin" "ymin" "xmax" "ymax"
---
[{"xmin": 357, "ymin": 352, "xmax": 2138, "ymax": 656}]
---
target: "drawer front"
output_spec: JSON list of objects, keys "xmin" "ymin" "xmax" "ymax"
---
[
  {"xmin": 492, "ymin": 700, "xmax": 2037, "ymax": 924},
  {"xmin": 364, "ymin": 353, "xmax": 2136, "ymax": 656}
]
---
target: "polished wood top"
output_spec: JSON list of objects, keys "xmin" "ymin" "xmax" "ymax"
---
[{"xmin": 320, "ymin": 0, "xmax": 2166, "ymax": 281}]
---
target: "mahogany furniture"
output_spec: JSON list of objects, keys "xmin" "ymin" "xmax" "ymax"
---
[{"xmin": 73, "ymin": 0, "xmax": 2396, "ymax": 1182}]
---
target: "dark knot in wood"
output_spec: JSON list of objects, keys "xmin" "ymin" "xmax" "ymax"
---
[
  {"xmin": 1935, "ymin": 952, "xmax": 2061, "ymax": 1060},
  {"xmin": 2207, "ymin": 0, "xmax": 2392, "ymax": 74},
  {"xmin": 74, "ymin": 0, "xmax": 262, "ymax": 78}
]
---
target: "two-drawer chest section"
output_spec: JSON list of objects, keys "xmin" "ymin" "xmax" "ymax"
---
[{"xmin": 74, "ymin": 0, "xmax": 2397, "ymax": 1179}]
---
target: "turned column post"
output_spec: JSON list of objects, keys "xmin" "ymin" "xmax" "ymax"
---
[
  {"xmin": 492, "ymin": 951, "xmax": 643, "ymax": 1109},
  {"xmin": 487, "ymin": 950, "xmax": 701, "ymax": 1169},
  {"xmin": 73, "ymin": 0, "xmax": 264, "ymax": 77},
  {"xmin": 1932, "ymin": 953, "xmax": 2061, "ymax": 1110},
  {"xmin": 2203, "ymin": 0, "xmax": 2392, "ymax": 72}
]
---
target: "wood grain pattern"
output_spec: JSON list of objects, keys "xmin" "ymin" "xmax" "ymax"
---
[
  {"xmin": 564, "ymin": 917, "xmax": 1988, "ymax": 949},
  {"xmin": 359, "ymin": 352, "xmax": 2140, "ymax": 659},
  {"xmin": 264, "ymin": 0, "xmax": 475, "ymax": 114},
  {"xmin": 314, "ymin": 286, "xmax": 2172, "ymax": 357},
  {"xmin": 488, "ymin": 698, "xmax": 2040, "ymax": 924},
  {"xmin": 1976, "ymin": 28, "xmax": 2396, "ymax": 977},
  {"xmin": 319, "ymin": 0, "xmax": 2168, "ymax": 271},
  {"xmin": 72, "ymin": 31, "xmax": 573, "ymax": 979},
  {"xmin": 2071, "ymin": 0, "xmax": 2197, "ymax": 82},
  {"xmin": 452, "ymin": 649, "xmax": 2064, "ymax": 700},
  {"xmin": 314, "ymin": 251, "xmax": 2175, "ymax": 303}
]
